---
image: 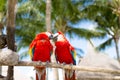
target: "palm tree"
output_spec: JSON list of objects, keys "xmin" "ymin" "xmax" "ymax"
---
[
  {"xmin": 6, "ymin": 0, "xmax": 17, "ymax": 80},
  {"xmin": 16, "ymin": 0, "xmax": 46, "ymax": 47},
  {"xmin": 15, "ymin": 0, "xmax": 47, "ymax": 59},
  {"xmin": 78, "ymin": 0, "xmax": 120, "ymax": 61},
  {"xmin": 16, "ymin": 0, "xmax": 82, "ymax": 58},
  {"xmin": 16, "ymin": 1, "xmax": 102, "ymax": 61},
  {"xmin": 46, "ymin": 0, "xmax": 59, "ymax": 80},
  {"xmin": 109, "ymin": 0, "xmax": 120, "ymax": 61},
  {"xmin": 51, "ymin": 0, "xmax": 80, "ymax": 33},
  {"xmin": 110, "ymin": 0, "xmax": 120, "ymax": 16},
  {"xmin": 46, "ymin": 0, "xmax": 51, "ymax": 32},
  {"xmin": 51, "ymin": 0, "xmax": 105, "ymax": 49}
]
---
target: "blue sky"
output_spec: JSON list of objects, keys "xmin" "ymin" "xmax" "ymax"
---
[{"xmin": 69, "ymin": 19, "xmax": 120, "ymax": 59}]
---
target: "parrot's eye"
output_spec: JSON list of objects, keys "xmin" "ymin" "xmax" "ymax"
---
[
  {"xmin": 52, "ymin": 33, "xmax": 59, "ymax": 42},
  {"xmin": 49, "ymin": 34, "xmax": 53, "ymax": 39}
]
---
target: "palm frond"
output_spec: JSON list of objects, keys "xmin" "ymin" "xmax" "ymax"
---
[
  {"xmin": 68, "ymin": 27, "xmax": 106, "ymax": 39},
  {"xmin": 96, "ymin": 38, "xmax": 113, "ymax": 51}
]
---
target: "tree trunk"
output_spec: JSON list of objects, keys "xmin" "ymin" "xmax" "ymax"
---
[
  {"xmin": 114, "ymin": 38, "xmax": 120, "ymax": 62},
  {"xmin": 46, "ymin": 0, "xmax": 51, "ymax": 32},
  {"xmin": 46, "ymin": 0, "xmax": 59, "ymax": 80},
  {"xmin": 88, "ymin": 39, "xmax": 94, "ymax": 48},
  {"xmin": 114, "ymin": 16, "xmax": 120, "ymax": 62},
  {"xmin": 0, "ymin": 66, "xmax": 2, "ymax": 75},
  {"xmin": 6, "ymin": 0, "xmax": 17, "ymax": 80}
]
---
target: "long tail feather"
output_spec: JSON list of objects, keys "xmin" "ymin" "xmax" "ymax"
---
[
  {"xmin": 65, "ymin": 69, "xmax": 75, "ymax": 80},
  {"xmin": 35, "ymin": 67, "xmax": 46, "ymax": 80},
  {"xmin": 36, "ymin": 73, "xmax": 39, "ymax": 80}
]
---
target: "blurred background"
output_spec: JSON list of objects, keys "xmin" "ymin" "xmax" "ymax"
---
[{"xmin": 0, "ymin": 0, "xmax": 120, "ymax": 80}]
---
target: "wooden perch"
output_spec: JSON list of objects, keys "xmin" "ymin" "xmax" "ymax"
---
[{"xmin": 1, "ymin": 61, "xmax": 120, "ymax": 74}]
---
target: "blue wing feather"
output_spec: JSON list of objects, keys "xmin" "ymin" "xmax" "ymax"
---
[
  {"xmin": 70, "ymin": 50, "xmax": 76, "ymax": 65},
  {"xmin": 29, "ymin": 40, "xmax": 36, "ymax": 60}
]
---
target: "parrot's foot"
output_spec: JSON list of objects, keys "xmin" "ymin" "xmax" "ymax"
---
[
  {"xmin": 61, "ymin": 62, "xmax": 66, "ymax": 70},
  {"xmin": 62, "ymin": 62, "xmax": 66, "ymax": 65},
  {"xmin": 64, "ymin": 64, "xmax": 74, "ymax": 79},
  {"xmin": 38, "ymin": 60, "xmax": 42, "ymax": 66},
  {"xmin": 69, "ymin": 63, "xmax": 74, "ymax": 71},
  {"xmin": 45, "ymin": 61, "xmax": 50, "ymax": 67},
  {"xmin": 69, "ymin": 63, "xmax": 74, "ymax": 78},
  {"xmin": 70, "ymin": 63, "xmax": 73, "ymax": 67}
]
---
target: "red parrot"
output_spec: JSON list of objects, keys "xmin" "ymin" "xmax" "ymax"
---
[
  {"xmin": 29, "ymin": 32, "xmax": 53, "ymax": 80},
  {"xmin": 53, "ymin": 31, "xmax": 76, "ymax": 80}
]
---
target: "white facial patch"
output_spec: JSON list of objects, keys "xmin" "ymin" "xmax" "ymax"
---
[
  {"xmin": 57, "ymin": 34, "xmax": 65, "ymax": 41},
  {"xmin": 45, "ymin": 32, "xmax": 52, "ymax": 37}
]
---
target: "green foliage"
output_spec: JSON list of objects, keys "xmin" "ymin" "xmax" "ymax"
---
[
  {"xmin": 16, "ymin": 0, "xmax": 82, "ymax": 49},
  {"xmin": 0, "ymin": 0, "xmax": 6, "ymax": 23},
  {"xmin": 16, "ymin": 0, "xmax": 85, "ymax": 59},
  {"xmin": 16, "ymin": 0, "xmax": 120, "ymax": 60},
  {"xmin": 68, "ymin": 27, "xmax": 106, "ymax": 39},
  {"xmin": 79, "ymin": 0, "xmax": 120, "ymax": 55},
  {"xmin": 110, "ymin": 0, "xmax": 120, "ymax": 16},
  {"xmin": 52, "ymin": 0, "xmax": 80, "ymax": 33},
  {"xmin": 96, "ymin": 38, "xmax": 113, "ymax": 50},
  {"xmin": 16, "ymin": 0, "xmax": 46, "ymax": 49},
  {"xmin": 0, "ymin": 0, "xmax": 6, "ymax": 12}
]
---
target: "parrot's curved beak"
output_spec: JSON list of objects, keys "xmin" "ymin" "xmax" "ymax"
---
[
  {"xmin": 53, "ymin": 33, "xmax": 59, "ymax": 38},
  {"xmin": 52, "ymin": 33, "xmax": 59, "ymax": 42}
]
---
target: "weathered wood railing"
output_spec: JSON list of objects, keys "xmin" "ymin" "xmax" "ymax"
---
[{"xmin": 1, "ymin": 61, "xmax": 120, "ymax": 74}]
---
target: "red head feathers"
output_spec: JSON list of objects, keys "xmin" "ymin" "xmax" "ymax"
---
[{"xmin": 35, "ymin": 32, "xmax": 53, "ymax": 40}]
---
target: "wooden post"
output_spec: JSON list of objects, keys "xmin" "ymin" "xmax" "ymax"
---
[
  {"xmin": 46, "ymin": 0, "xmax": 51, "ymax": 32},
  {"xmin": 6, "ymin": 0, "xmax": 17, "ymax": 80}
]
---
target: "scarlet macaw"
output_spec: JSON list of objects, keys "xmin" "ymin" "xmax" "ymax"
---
[
  {"xmin": 29, "ymin": 32, "xmax": 53, "ymax": 80},
  {"xmin": 53, "ymin": 31, "xmax": 76, "ymax": 80}
]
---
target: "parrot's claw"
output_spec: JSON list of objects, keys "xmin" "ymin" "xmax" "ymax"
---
[
  {"xmin": 62, "ymin": 62, "xmax": 66, "ymax": 65},
  {"xmin": 69, "ymin": 63, "xmax": 74, "ymax": 78},
  {"xmin": 38, "ymin": 60, "xmax": 42, "ymax": 66},
  {"xmin": 69, "ymin": 63, "xmax": 74, "ymax": 70},
  {"xmin": 45, "ymin": 61, "xmax": 50, "ymax": 67},
  {"xmin": 61, "ymin": 62, "xmax": 66, "ymax": 70},
  {"xmin": 46, "ymin": 61, "xmax": 50, "ymax": 63}
]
